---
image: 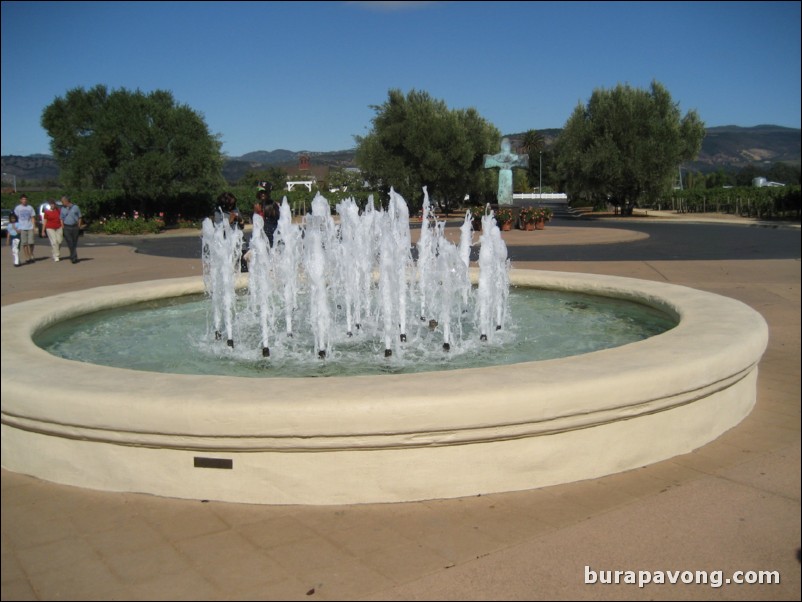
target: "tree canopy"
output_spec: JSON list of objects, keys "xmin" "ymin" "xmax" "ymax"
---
[
  {"xmin": 519, "ymin": 129, "xmax": 545, "ymax": 190},
  {"xmin": 354, "ymin": 89, "xmax": 500, "ymax": 212},
  {"xmin": 237, "ymin": 165, "xmax": 288, "ymax": 189},
  {"xmin": 41, "ymin": 85, "xmax": 224, "ymax": 203},
  {"xmin": 327, "ymin": 168, "xmax": 365, "ymax": 192},
  {"xmin": 554, "ymin": 81, "xmax": 705, "ymax": 211}
]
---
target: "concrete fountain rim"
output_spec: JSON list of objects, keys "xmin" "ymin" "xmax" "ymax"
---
[{"xmin": 1, "ymin": 268, "xmax": 768, "ymax": 449}]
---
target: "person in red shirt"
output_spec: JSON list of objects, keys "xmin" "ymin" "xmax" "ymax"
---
[{"xmin": 42, "ymin": 200, "xmax": 64, "ymax": 262}]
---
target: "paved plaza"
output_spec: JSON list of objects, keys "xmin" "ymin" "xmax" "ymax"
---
[{"xmin": 1, "ymin": 212, "xmax": 799, "ymax": 600}]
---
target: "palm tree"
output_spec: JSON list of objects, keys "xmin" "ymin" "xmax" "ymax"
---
[{"xmin": 521, "ymin": 129, "xmax": 545, "ymax": 155}]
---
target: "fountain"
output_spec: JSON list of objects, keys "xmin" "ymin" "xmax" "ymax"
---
[
  {"xmin": 198, "ymin": 188, "xmax": 515, "ymax": 363},
  {"xmin": 1, "ymin": 189, "xmax": 768, "ymax": 505}
]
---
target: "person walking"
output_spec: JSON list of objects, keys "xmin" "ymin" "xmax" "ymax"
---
[
  {"xmin": 42, "ymin": 200, "xmax": 64, "ymax": 261},
  {"xmin": 12, "ymin": 194, "xmax": 37, "ymax": 264},
  {"xmin": 60, "ymin": 196, "xmax": 82, "ymax": 264},
  {"xmin": 6, "ymin": 212, "xmax": 22, "ymax": 266}
]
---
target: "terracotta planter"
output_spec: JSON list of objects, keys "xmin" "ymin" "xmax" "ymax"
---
[
  {"xmin": 535, "ymin": 219, "xmax": 546, "ymax": 230},
  {"xmin": 501, "ymin": 220, "xmax": 513, "ymax": 231},
  {"xmin": 524, "ymin": 222, "xmax": 535, "ymax": 231}
]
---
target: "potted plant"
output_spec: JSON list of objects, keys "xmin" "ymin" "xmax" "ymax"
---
[
  {"xmin": 533, "ymin": 206, "xmax": 553, "ymax": 229},
  {"xmin": 519, "ymin": 206, "xmax": 537, "ymax": 230},
  {"xmin": 495, "ymin": 207, "xmax": 514, "ymax": 231}
]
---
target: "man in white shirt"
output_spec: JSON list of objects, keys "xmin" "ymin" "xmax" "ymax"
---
[{"xmin": 13, "ymin": 194, "xmax": 37, "ymax": 264}]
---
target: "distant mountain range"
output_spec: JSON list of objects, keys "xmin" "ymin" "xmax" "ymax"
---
[
  {"xmin": 2, "ymin": 125, "xmax": 798, "ymax": 186},
  {"xmin": 505, "ymin": 125, "xmax": 801, "ymax": 174},
  {"xmin": 0, "ymin": 154, "xmax": 61, "ymax": 183},
  {"xmin": 685, "ymin": 125, "xmax": 800, "ymax": 172},
  {"xmin": 222, "ymin": 149, "xmax": 358, "ymax": 183}
]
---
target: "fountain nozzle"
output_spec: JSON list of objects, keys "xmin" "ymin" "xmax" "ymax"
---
[
  {"xmin": 227, "ymin": 339, "xmax": 234, "ymax": 348},
  {"xmin": 262, "ymin": 347, "xmax": 270, "ymax": 357}
]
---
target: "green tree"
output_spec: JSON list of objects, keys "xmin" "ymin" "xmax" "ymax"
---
[
  {"xmin": 735, "ymin": 162, "xmax": 801, "ymax": 187},
  {"xmin": 238, "ymin": 166, "xmax": 288, "ymax": 189},
  {"xmin": 355, "ymin": 89, "xmax": 500, "ymax": 213},
  {"xmin": 768, "ymin": 162, "xmax": 801, "ymax": 186},
  {"xmin": 735, "ymin": 164, "xmax": 761, "ymax": 187},
  {"xmin": 705, "ymin": 169, "xmax": 735, "ymax": 189},
  {"xmin": 513, "ymin": 168, "xmax": 530, "ymax": 193},
  {"xmin": 686, "ymin": 170, "xmax": 706, "ymax": 190},
  {"xmin": 41, "ymin": 85, "xmax": 224, "ymax": 211},
  {"xmin": 555, "ymin": 81, "xmax": 705, "ymax": 213},
  {"xmin": 327, "ymin": 168, "xmax": 365, "ymax": 192},
  {"xmin": 520, "ymin": 129, "xmax": 545, "ymax": 190}
]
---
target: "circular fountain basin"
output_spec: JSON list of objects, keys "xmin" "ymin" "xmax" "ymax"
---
[{"xmin": 1, "ymin": 269, "xmax": 768, "ymax": 505}]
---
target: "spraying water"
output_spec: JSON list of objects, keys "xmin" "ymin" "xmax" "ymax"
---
[
  {"xmin": 201, "ymin": 189, "xmax": 510, "ymax": 361},
  {"xmin": 476, "ymin": 205, "xmax": 510, "ymax": 342},
  {"xmin": 246, "ymin": 214, "xmax": 274, "ymax": 356},
  {"xmin": 274, "ymin": 199, "xmax": 301, "ymax": 337},
  {"xmin": 201, "ymin": 210, "xmax": 243, "ymax": 347}
]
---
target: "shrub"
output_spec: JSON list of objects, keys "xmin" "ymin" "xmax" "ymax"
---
[{"xmin": 90, "ymin": 217, "xmax": 164, "ymax": 235}]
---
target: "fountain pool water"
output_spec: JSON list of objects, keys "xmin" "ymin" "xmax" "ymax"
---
[
  {"xmin": 33, "ymin": 288, "xmax": 675, "ymax": 378},
  {"xmin": 0, "ymin": 191, "xmax": 768, "ymax": 505}
]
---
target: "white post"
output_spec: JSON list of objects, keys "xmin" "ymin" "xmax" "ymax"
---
[{"xmin": 539, "ymin": 151, "xmax": 542, "ymax": 196}]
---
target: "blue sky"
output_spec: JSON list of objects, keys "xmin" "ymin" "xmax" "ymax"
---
[{"xmin": 2, "ymin": 1, "xmax": 800, "ymax": 158}]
